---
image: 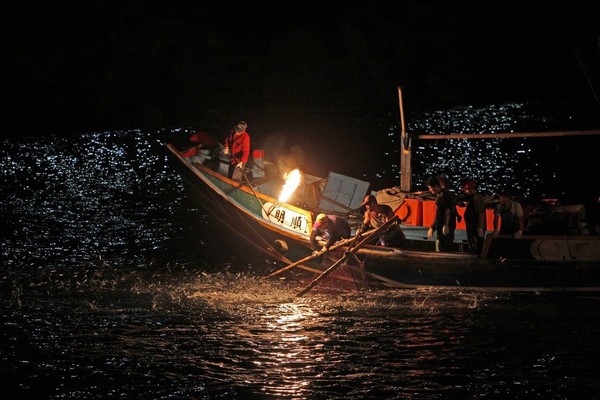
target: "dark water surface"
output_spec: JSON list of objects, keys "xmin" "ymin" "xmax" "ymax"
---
[{"xmin": 2, "ymin": 105, "xmax": 600, "ymax": 399}]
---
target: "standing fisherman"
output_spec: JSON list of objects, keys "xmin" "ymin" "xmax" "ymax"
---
[
  {"xmin": 460, "ymin": 179, "xmax": 487, "ymax": 254},
  {"xmin": 223, "ymin": 121, "xmax": 251, "ymax": 181},
  {"xmin": 427, "ymin": 176, "xmax": 458, "ymax": 252}
]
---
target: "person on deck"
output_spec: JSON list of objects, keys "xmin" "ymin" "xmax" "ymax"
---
[
  {"xmin": 310, "ymin": 213, "xmax": 351, "ymax": 255},
  {"xmin": 493, "ymin": 188, "xmax": 525, "ymax": 238},
  {"xmin": 427, "ymin": 176, "xmax": 458, "ymax": 252},
  {"xmin": 223, "ymin": 121, "xmax": 251, "ymax": 181},
  {"xmin": 438, "ymin": 174, "xmax": 462, "ymax": 226},
  {"xmin": 181, "ymin": 131, "xmax": 220, "ymax": 170},
  {"xmin": 358, "ymin": 194, "xmax": 408, "ymax": 248},
  {"xmin": 460, "ymin": 179, "xmax": 487, "ymax": 254}
]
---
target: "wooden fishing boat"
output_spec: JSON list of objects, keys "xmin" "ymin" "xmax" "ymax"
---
[{"xmin": 166, "ymin": 129, "xmax": 600, "ymax": 293}]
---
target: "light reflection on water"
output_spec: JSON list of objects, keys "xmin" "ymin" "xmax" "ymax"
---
[
  {"xmin": 1, "ymin": 104, "xmax": 600, "ymax": 399},
  {"xmin": 3, "ymin": 262, "xmax": 600, "ymax": 399},
  {"xmin": 2, "ymin": 262, "xmax": 515, "ymax": 399}
]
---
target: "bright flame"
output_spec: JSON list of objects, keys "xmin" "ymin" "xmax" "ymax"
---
[{"xmin": 278, "ymin": 169, "xmax": 302, "ymax": 203}]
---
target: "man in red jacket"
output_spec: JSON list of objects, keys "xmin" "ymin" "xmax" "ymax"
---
[{"xmin": 223, "ymin": 120, "xmax": 250, "ymax": 181}]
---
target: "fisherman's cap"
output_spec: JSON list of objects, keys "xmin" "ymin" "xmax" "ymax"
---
[
  {"xmin": 461, "ymin": 180, "xmax": 477, "ymax": 191},
  {"xmin": 361, "ymin": 194, "xmax": 377, "ymax": 207},
  {"xmin": 316, "ymin": 213, "xmax": 328, "ymax": 223},
  {"xmin": 313, "ymin": 213, "xmax": 329, "ymax": 229}
]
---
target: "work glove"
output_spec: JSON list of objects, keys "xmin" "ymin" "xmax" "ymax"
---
[
  {"xmin": 222, "ymin": 147, "xmax": 229, "ymax": 155},
  {"xmin": 492, "ymin": 230, "xmax": 500, "ymax": 238},
  {"xmin": 442, "ymin": 224, "xmax": 449, "ymax": 235},
  {"xmin": 427, "ymin": 227, "xmax": 434, "ymax": 238},
  {"xmin": 477, "ymin": 228, "xmax": 485, "ymax": 237},
  {"xmin": 236, "ymin": 161, "xmax": 244, "ymax": 170},
  {"xmin": 514, "ymin": 230, "xmax": 522, "ymax": 239}
]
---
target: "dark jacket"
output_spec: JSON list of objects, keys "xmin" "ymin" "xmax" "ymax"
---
[{"xmin": 310, "ymin": 215, "xmax": 351, "ymax": 250}]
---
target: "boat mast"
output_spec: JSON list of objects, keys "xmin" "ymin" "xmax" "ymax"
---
[{"xmin": 398, "ymin": 86, "xmax": 411, "ymax": 193}]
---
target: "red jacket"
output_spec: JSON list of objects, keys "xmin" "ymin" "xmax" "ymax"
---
[{"xmin": 224, "ymin": 131, "xmax": 250, "ymax": 164}]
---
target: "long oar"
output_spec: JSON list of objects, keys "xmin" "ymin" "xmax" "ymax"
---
[
  {"xmin": 296, "ymin": 216, "xmax": 399, "ymax": 297},
  {"xmin": 263, "ymin": 236, "xmax": 357, "ymax": 279}
]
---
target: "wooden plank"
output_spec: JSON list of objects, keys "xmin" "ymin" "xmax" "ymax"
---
[
  {"xmin": 398, "ymin": 87, "xmax": 412, "ymax": 193},
  {"xmin": 417, "ymin": 130, "xmax": 600, "ymax": 140}
]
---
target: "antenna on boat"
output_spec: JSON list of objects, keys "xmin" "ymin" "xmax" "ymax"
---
[
  {"xmin": 567, "ymin": 33, "xmax": 600, "ymax": 107},
  {"xmin": 398, "ymin": 86, "xmax": 412, "ymax": 193}
]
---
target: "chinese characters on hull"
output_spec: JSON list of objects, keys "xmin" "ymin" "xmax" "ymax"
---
[{"xmin": 261, "ymin": 202, "xmax": 309, "ymax": 234}]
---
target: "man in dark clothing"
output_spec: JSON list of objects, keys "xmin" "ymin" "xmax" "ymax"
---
[
  {"xmin": 493, "ymin": 188, "xmax": 525, "ymax": 238},
  {"xmin": 460, "ymin": 179, "xmax": 487, "ymax": 254},
  {"xmin": 359, "ymin": 194, "xmax": 408, "ymax": 248},
  {"xmin": 310, "ymin": 213, "xmax": 351, "ymax": 254},
  {"xmin": 427, "ymin": 176, "xmax": 457, "ymax": 252}
]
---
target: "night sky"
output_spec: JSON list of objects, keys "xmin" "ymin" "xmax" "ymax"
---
[{"xmin": 4, "ymin": 1, "xmax": 600, "ymax": 138}]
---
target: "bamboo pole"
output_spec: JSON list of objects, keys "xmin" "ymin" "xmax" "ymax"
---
[
  {"xmin": 296, "ymin": 216, "xmax": 399, "ymax": 297},
  {"xmin": 263, "ymin": 236, "xmax": 357, "ymax": 279},
  {"xmin": 417, "ymin": 129, "xmax": 600, "ymax": 140}
]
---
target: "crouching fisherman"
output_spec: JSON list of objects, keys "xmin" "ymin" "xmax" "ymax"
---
[
  {"xmin": 492, "ymin": 188, "xmax": 525, "ymax": 238},
  {"xmin": 180, "ymin": 131, "xmax": 221, "ymax": 171},
  {"xmin": 310, "ymin": 214, "xmax": 351, "ymax": 256},
  {"xmin": 357, "ymin": 194, "xmax": 408, "ymax": 249}
]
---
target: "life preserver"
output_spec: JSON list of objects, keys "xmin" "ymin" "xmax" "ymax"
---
[{"xmin": 396, "ymin": 201, "xmax": 411, "ymax": 222}]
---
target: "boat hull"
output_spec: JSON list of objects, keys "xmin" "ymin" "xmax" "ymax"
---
[
  {"xmin": 167, "ymin": 144, "xmax": 315, "ymax": 263},
  {"xmin": 355, "ymin": 247, "xmax": 600, "ymax": 291},
  {"xmin": 167, "ymin": 143, "xmax": 600, "ymax": 292}
]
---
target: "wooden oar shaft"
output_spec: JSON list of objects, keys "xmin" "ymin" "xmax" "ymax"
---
[
  {"xmin": 296, "ymin": 216, "xmax": 399, "ymax": 297},
  {"xmin": 296, "ymin": 253, "xmax": 353, "ymax": 297},
  {"xmin": 263, "ymin": 236, "xmax": 357, "ymax": 279}
]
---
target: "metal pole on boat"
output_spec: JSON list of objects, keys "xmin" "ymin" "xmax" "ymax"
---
[
  {"xmin": 567, "ymin": 33, "xmax": 600, "ymax": 107},
  {"xmin": 398, "ymin": 86, "xmax": 412, "ymax": 193}
]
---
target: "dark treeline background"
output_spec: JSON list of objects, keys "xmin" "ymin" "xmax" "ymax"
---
[{"xmin": 4, "ymin": 1, "xmax": 600, "ymax": 137}]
